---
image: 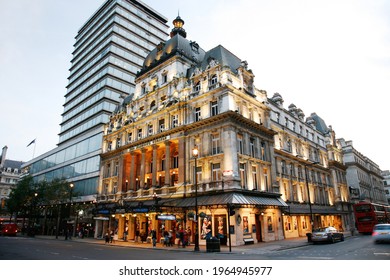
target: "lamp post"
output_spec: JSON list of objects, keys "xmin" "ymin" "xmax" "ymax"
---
[
  {"xmin": 192, "ymin": 145, "xmax": 200, "ymax": 252},
  {"xmin": 303, "ymin": 161, "xmax": 319, "ymax": 230},
  {"xmin": 67, "ymin": 183, "xmax": 74, "ymax": 240}
]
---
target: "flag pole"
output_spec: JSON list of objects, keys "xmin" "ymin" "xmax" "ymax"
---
[{"xmin": 32, "ymin": 139, "xmax": 36, "ymax": 159}]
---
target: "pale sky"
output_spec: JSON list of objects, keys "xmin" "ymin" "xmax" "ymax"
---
[{"xmin": 1, "ymin": 0, "xmax": 389, "ymax": 170}]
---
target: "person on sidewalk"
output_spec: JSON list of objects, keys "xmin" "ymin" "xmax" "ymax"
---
[
  {"xmin": 151, "ymin": 229, "xmax": 157, "ymax": 247},
  {"xmin": 104, "ymin": 232, "xmax": 110, "ymax": 244}
]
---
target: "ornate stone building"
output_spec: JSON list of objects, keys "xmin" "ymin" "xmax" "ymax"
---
[
  {"xmin": 266, "ymin": 94, "xmax": 352, "ymax": 238},
  {"xmin": 96, "ymin": 17, "xmax": 288, "ymax": 246},
  {"xmin": 339, "ymin": 139, "xmax": 387, "ymax": 205},
  {"xmin": 0, "ymin": 146, "xmax": 23, "ymax": 216}
]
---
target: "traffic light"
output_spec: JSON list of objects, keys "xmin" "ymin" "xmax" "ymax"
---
[{"xmin": 229, "ymin": 207, "xmax": 236, "ymax": 216}]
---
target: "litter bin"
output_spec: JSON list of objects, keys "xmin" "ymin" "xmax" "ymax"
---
[
  {"xmin": 306, "ymin": 233, "xmax": 312, "ymax": 242},
  {"xmin": 206, "ymin": 236, "xmax": 221, "ymax": 252}
]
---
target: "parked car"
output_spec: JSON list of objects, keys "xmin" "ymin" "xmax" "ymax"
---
[
  {"xmin": 311, "ymin": 226, "xmax": 344, "ymax": 244},
  {"xmin": 0, "ymin": 223, "xmax": 19, "ymax": 236},
  {"xmin": 372, "ymin": 223, "xmax": 390, "ymax": 244}
]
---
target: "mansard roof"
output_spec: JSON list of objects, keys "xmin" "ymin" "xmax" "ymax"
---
[
  {"xmin": 310, "ymin": 113, "xmax": 329, "ymax": 134},
  {"xmin": 187, "ymin": 45, "xmax": 243, "ymax": 77},
  {"xmin": 1, "ymin": 159, "xmax": 23, "ymax": 170},
  {"xmin": 137, "ymin": 34, "xmax": 206, "ymax": 77}
]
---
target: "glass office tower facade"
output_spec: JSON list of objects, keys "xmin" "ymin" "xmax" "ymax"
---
[{"xmin": 22, "ymin": 0, "xmax": 169, "ymax": 202}]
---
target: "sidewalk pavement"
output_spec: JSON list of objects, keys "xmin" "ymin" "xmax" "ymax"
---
[{"xmin": 30, "ymin": 231, "xmax": 354, "ymax": 255}]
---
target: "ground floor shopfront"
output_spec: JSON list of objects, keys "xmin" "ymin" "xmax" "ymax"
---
[
  {"xmin": 283, "ymin": 202, "xmax": 353, "ymax": 239},
  {"xmin": 93, "ymin": 190, "xmax": 290, "ymax": 246}
]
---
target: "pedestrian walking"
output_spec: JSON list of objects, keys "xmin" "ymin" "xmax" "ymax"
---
[
  {"xmin": 151, "ymin": 229, "xmax": 157, "ymax": 247},
  {"xmin": 104, "ymin": 232, "xmax": 110, "ymax": 244}
]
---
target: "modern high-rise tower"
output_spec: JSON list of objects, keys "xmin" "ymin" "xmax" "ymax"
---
[{"xmin": 22, "ymin": 0, "xmax": 169, "ymax": 204}]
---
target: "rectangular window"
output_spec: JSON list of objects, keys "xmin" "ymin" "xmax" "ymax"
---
[
  {"xmin": 162, "ymin": 73, "xmax": 167, "ymax": 84},
  {"xmin": 173, "ymin": 155, "xmax": 179, "ymax": 168},
  {"xmin": 211, "ymin": 134, "xmax": 221, "ymax": 154},
  {"xmin": 105, "ymin": 164, "xmax": 111, "ymax": 178},
  {"xmin": 159, "ymin": 119, "xmax": 165, "ymax": 132},
  {"xmin": 113, "ymin": 183, "xmax": 117, "ymax": 194},
  {"xmin": 240, "ymin": 163, "xmax": 246, "ymax": 189},
  {"xmin": 238, "ymin": 134, "xmax": 243, "ymax": 154},
  {"xmin": 212, "ymin": 163, "xmax": 222, "ymax": 181},
  {"xmin": 114, "ymin": 162, "xmax": 119, "ymax": 176},
  {"xmin": 148, "ymin": 124, "xmax": 153, "ymax": 135},
  {"xmin": 250, "ymin": 138, "xmax": 255, "ymax": 157},
  {"xmin": 195, "ymin": 107, "xmax": 201, "ymax": 121},
  {"xmin": 138, "ymin": 128, "xmax": 143, "ymax": 139},
  {"xmin": 260, "ymin": 142, "xmax": 266, "ymax": 161},
  {"xmin": 211, "ymin": 100, "xmax": 218, "ymax": 116},
  {"xmin": 195, "ymin": 166, "xmax": 202, "ymax": 183},
  {"xmin": 172, "ymin": 115, "xmax": 178, "ymax": 128},
  {"xmin": 127, "ymin": 132, "xmax": 133, "ymax": 143},
  {"xmin": 252, "ymin": 166, "xmax": 258, "ymax": 190}
]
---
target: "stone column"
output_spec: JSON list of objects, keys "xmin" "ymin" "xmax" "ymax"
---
[
  {"xmin": 130, "ymin": 152, "xmax": 138, "ymax": 190},
  {"xmin": 165, "ymin": 141, "xmax": 171, "ymax": 186},
  {"xmin": 140, "ymin": 148, "xmax": 146, "ymax": 189},
  {"xmin": 152, "ymin": 144, "xmax": 158, "ymax": 187},
  {"xmin": 178, "ymin": 137, "xmax": 186, "ymax": 184}
]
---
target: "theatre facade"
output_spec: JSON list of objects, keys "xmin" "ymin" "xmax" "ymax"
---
[{"xmin": 94, "ymin": 16, "xmax": 351, "ymax": 246}]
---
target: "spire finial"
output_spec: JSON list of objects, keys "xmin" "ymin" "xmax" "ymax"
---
[{"xmin": 170, "ymin": 14, "xmax": 186, "ymax": 38}]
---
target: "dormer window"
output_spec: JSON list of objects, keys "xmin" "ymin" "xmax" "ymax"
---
[
  {"xmin": 210, "ymin": 75, "xmax": 218, "ymax": 86},
  {"xmin": 162, "ymin": 72, "xmax": 167, "ymax": 84},
  {"xmin": 141, "ymin": 84, "xmax": 146, "ymax": 95},
  {"xmin": 190, "ymin": 41, "xmax": 199, "ymax": 54},
  {"xmin": 193, "ymin": 81, "xmax": 200, "ymax": 92}
]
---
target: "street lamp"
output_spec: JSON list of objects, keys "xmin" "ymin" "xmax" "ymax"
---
[
  {"xmin": 303, "ymin": 161, "xmax": 319, "ymax": 230},
  {"xmin": 67, "ymin": 183, "xmax": 74, "ymax": 240},
  {"xmin": 192, "ymin": 145, "xmax": 200, "ymax": 251}
]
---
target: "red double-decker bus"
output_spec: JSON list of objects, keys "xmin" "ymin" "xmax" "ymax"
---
[{"xmin": 353, "ymin": 201, "xmax": 390, "ymax": 234}]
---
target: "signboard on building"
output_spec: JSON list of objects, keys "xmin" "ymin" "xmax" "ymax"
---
[{"xmin": 156, "ymin": 214, "xmax": 176, "ymax": 221}]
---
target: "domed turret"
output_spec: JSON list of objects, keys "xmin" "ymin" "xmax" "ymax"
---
[
  {"xmin": 137, "ymin": 15, "xmax": 205, "ymax": 77},
  {"xmin": 170, "ymin": 15, "xmax": 187, "ymax": 38}
]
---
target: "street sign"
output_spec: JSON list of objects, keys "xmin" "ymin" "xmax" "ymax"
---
[
  {"xmin": 156, "ymin": 214, "xmax": 176, "ymax": 221},
  {"xmin": 132, "ymin": 207, "xmax": 149, "ymax": 213}
]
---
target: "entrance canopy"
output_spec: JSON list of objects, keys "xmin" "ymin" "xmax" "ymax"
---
[{"xmin": 162, "ymin": 190, "xmax": 288, "ymax": 209}]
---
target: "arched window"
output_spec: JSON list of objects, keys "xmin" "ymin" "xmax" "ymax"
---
[{"xmin": 150, "ymin": 100, "xmax": 156, "ymax": 110}]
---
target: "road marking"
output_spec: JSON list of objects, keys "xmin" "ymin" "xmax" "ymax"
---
[
  {"xmin": 374, "ymin": 253, "xmax": 390, "ymax": 256},
  {"xmin": 297, "ymin": 256, "xmax": 333, "ymax": 260},
  {"xmin": 50, "ymin": 252, "xmax": 60, "ymax": 255}
]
